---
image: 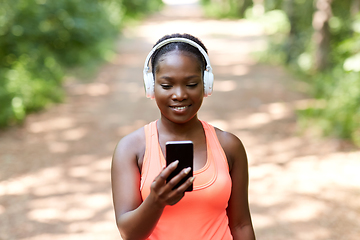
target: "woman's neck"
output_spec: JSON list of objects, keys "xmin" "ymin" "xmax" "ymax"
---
[{"xmin": 157, "ymin": 116, "xmax": 202, "ymax": 140}]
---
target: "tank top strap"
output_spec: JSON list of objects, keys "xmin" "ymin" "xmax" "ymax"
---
[
  {"xmin": 140, "ymin": 120, "xmax": 158, "ymax": 191},
  {"xmin": 200, "ymin": 120, "xmax": 229, "ymax": 172}
]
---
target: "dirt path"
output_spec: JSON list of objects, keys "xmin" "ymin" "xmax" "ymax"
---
[{"xmin": 1, "ymin": 3, "xmax": 359, "ymax": 240}]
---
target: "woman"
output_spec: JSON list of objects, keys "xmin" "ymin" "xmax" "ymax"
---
[{"xmin": 111, "ymin": 33, "xmax": 256, "ymax": 240}]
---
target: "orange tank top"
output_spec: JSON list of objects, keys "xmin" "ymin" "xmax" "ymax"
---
[{"xmin": 140, "ymin": 120, "xmax": 233, "ymax": 240}]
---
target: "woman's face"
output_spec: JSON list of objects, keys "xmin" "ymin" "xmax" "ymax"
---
[{"xmin": 154, "ymin": 50, "xmax": 204, "ymax": 124}]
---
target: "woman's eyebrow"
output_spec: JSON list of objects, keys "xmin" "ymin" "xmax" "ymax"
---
[
  {"xmin": 185, "ymin": 75, "xmax": 201, "ymax": 80},
  {"xmin": 158, "ymin": 74, "xmax": 201, "ymax": 81},
  {"xmin": 158, "ymin": 76, "xmax": 173, "ymax": 81}
]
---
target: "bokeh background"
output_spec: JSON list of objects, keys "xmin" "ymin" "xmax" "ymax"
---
[{"xmin": 0, "ymin": 0, "xmax": 359, "ymax": 239}]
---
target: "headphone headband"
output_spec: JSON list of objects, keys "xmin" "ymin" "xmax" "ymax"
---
[
  {"xmin": 143, "ymin": 37, "xmax": 212, "ymax": 74},
  {"xmin": 143, "ymin": 37, "xmax": 214, "ymax": 99}
]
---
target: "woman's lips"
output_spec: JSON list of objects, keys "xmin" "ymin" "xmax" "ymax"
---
[
  {"xmin": 171, "ymin": 106, "xmax": 187, "ymax": 110},
  {"xmin": 170, "ymin": 105, "xmax": 191, "ymax": 112}
]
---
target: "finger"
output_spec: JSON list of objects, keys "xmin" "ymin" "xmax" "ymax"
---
[
  {"xmin": 173, "ymin": 177, "xmax": 195, "ymax": 193},
  {"xmin": 165, "ymin": 167, "xmax": 192, "ymax": 191},
  {"xmin": 153, "ymin": 160, "xmax": 179, "ymax": 187},
  {"xmin": 167, "ymin": 176, "xmax": 195, "ymax": 206}
]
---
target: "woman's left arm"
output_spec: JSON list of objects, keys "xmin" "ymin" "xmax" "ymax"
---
[{"xmin": 218, "ymin": 130, "xmax": 256, "ymax": 240}]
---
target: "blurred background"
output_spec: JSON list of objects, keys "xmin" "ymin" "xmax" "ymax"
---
[{"xmin": 0, "ymin": 0, "xmax": 359, "ymax": 239}]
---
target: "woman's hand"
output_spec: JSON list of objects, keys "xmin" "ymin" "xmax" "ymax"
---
[
  {"xmin": 112, "ymin": 129, "xmax": 194, "ymax": 240},
  {"xmin": 112, "ymin": 131, "xmax": 194, "ymax": 240},
  {"xmin": 149, "ymin": 160, "xmax": 194, "ymax": 208}
]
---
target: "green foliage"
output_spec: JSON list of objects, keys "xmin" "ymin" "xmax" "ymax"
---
[
  {"xmin": 247, "ymin": 9, "xmax": 290, "ymax": 35},
  {"xmin": 200, "ymin": 0, "xmax": 253, "ymax": 19},
  {"xmin": 298, "ymin": 71, "xmax": 360, "ymax": 146},
  {"xmin": 206, "ymin": 0, "xmax": 360, "ymax": 146},
  {"xmin": 0, "ymin": 0, "xmax": 163, "ymax": 127},
  {"xmin": 257, "ymin": 0, "xmax": 360, "ymax": 146},
  {"xmin": 122, "ymin": 0, "xmax": 163, "ymax": 19},
  {"xmin": 298, "ymin": 26, "xmax": 360, "ymax": 146}
]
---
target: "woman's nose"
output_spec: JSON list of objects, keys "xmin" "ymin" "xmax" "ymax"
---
[{"xmin": 171, "ymin": 86, "xmax": 187, "ymax": 101}]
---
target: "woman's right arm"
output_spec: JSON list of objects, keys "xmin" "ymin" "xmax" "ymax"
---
[{"xmin": 111, "ymin": 130, "xmax": 193, "ymax": 240}]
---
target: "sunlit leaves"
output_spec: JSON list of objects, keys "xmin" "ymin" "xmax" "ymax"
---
[
  {"xmin": 0, "ymin": 0, "xmax": 163, "ymax": 127},
  {"xmin": 201, "ymin": 0, "xmax": 360, "ymax": 146}
]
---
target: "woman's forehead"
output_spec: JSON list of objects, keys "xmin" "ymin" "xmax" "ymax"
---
[
  {"xmin": 158, "ymin": 50, "xmax": 202, "ymax": 67},
  {"xmin": 160, "ymin": 49, "xmax": 197, "ymax": 58}
]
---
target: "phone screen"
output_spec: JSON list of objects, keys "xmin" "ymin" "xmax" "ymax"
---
[{"xmin": 166, "ymin": 141, "xmax": 193, "ymax": 192}]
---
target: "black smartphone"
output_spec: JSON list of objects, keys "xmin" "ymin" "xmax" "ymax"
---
[{"xmin": 166, "ymin": 140, "xmax": 193, "ymax": 192}]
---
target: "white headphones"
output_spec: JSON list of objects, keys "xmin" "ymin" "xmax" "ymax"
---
[{"xmin": 143, "ymin": 37, "xmax": 214, "ymax": 99}]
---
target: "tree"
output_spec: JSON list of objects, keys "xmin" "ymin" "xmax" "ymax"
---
[{"xmin": 312, "ymin": 0, "xmax": 332, "ymax": 71}]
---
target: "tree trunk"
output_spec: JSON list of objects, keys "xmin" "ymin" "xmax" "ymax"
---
[
  {"xmin": 283, "ymin": 0, "xmax": 296, "ymax": 64},
  {"xmin": 312, "ymin": 0, "xmax": 332, "ymax": 72}
]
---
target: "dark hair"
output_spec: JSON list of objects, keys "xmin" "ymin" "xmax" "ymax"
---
[{"xmin": 150, "ymin": 33, "xmax": 208, "ymax": 77}]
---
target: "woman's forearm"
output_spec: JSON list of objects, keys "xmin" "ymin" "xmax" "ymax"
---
[
  {"xmin": 117, "ymin": 196, "xmax": 164, "ymax": 240},
  {"xmin": 231, "ymin": 223, "xmax": 256, "ymax": 240}
]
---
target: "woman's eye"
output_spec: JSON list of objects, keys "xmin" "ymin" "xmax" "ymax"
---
[
  {"xmin": 161, "ymin": 84, "xmax": 172, "ymax": 89},
  {"xmin": 187, "ymin": 83, "xmax": 198, "ymax": 88}
]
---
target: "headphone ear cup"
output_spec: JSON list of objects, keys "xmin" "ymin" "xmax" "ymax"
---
[
  {"xmin": 144, "ymin": 72, "xmax": 155, "ymax": 99},
  {"xmin": 203, "ymin": 71, "xmax": 214, "ymax": 97}
]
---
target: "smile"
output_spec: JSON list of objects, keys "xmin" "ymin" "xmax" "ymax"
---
[{"xmin": 170, "ymin": 105, "xmax": 190, "ymax": 110}]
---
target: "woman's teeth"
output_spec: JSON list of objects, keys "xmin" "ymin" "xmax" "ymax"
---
[{"xmin": 172, "ymin": 106, "xmax": 187, "ymax": 110}]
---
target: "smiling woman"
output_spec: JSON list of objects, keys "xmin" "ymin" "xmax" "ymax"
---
[
  {"xmin": 154, "ymin": 51, "xmax": 204, "ymax": 124},
  {"xmin": 111, "ymin": 33, "xmax": 256, "ymax": 240}
]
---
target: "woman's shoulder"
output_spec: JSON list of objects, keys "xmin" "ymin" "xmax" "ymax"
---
[
  {"xmin": 213, "ymin": 126, "xmax": 247, "ymax": 171},
  {"xmin": 113, "ymin": 126, "xmax": 146, "ymax": 163},
  {"xmin": 213, "ymin": 126, "xmax": 243, "ymax": 148},
  {"xmin": 120, "ymin": 126, "xmax": 146, "ymax": 144}
]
